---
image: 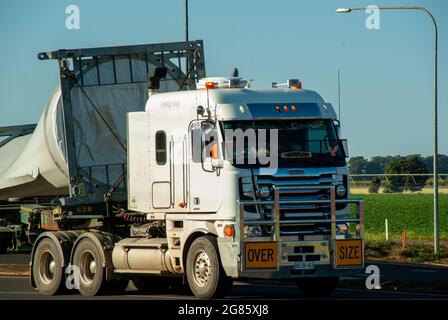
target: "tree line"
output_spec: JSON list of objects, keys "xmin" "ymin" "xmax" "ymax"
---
[{"xmin": 348, "ymin": 154, "xmax": 448, "ymax": 193}]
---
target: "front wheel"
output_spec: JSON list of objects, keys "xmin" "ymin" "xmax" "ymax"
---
[
  {"xmin": 295, "ymin": 277, "xmax": 339, "ymax": 297},
  {"xmin": 186, "ymin": 236, "xmax": 233, "ymax": 299}
]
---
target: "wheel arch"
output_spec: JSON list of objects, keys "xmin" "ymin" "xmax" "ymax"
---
[{"xmin": 182, "ymin": 230, "xmax": 218, "ymax": 272}]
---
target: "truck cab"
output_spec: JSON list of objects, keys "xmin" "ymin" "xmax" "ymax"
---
[{"xmin": 126, "ymin": 74, "xmax": 364, "ymax": 298}]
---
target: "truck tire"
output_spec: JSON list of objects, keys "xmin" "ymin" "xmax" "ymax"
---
[
  {"xmin": 32, "ymin": 238, "xmax": 65, "ymax": 295},
  {"xmin": 186, "ymin": 236, "xmax": 233, "ymax": 299},
  {"xmin": 72, "ymin": 238, "xmax": 106, "ymax": 296},
  {"xmin": 295, "ymin": 277, "xmax": 339, "ymax": 297}
]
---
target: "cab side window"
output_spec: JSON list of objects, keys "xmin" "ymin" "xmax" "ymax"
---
[{"xmin": 155, "ymin": 131, "xmax": 166, "ymax": 165}]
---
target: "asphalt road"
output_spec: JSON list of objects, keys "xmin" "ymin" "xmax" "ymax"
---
[
  {"xmin": 1, "ymin": 254, "xmax": 448, "ymax": 300},
  {"xmin": 0, "ymin": 253, "xmax": 29, "ymax": 265},
  {"xmin": 1, "ymin": 276, "xmax": 448, "ymax": 300}
]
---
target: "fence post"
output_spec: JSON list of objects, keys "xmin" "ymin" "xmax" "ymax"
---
[{"xmin": 385, "ymin": 219, "xmax": 389, "ymax": 241}]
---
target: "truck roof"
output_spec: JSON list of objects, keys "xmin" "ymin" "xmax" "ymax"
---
[{"xmin": 146, "ymin": 87, "xmax": 336, "ymax": 120}]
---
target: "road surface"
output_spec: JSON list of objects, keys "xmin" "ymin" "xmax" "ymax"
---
[
  {"xmin": 1, "ymin": 254, "xmax": 448, "ymax": 300},
  {"xmin": 0, "ymin": 276, "xmax": 448, "ymax": 300}
]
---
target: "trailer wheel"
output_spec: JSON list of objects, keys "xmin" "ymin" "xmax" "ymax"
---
[
  {"xmin": 295, "ymin": 277, "xmax": 339, "ymax": 297},
  {"xmin": 72, "ymin": 238, "xmax": 106, "ymax": 296},
  {"xmin": 32, "ymin": 238, "xmax": 65, "ymax": 295},
  {"xmin": 186, "ymin": 236, "xmax": 233, "ymax": 299}
]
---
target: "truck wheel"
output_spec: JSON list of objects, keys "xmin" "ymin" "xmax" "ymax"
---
[
  {"xmin": 32, "ymin": 238, "xmax": 65, "ymax": 295},
  {"xmin": 186, "ymin": 236, "xmax": 233, "ymax": 299},
  {"xmin": 295, "ymin": 277, "xmax": 339, "ymax": 297},
  {"xmin": 72, "ymin": 238, "xmax": 106, "ymax": 296}
]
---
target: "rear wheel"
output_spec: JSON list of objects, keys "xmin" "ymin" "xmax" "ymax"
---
[
  {"xmin": 32, "ymin": 238, "xmax": 65, "ymax": 295},
  {"xmin": 72, "ymin": 238, "xmax": 106, "ymax": 296},
  {"xmin": 295, "ymin": 277, "xmax": 339, "ymax": 297},
  {"xmin": 186, "ymin": 236, "xmax": 233, "ymax": 299}
]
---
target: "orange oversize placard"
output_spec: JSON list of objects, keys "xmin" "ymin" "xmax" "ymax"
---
[{"xmin": 245, "ymin": 242, "xmax": 277, "ymax": 269}]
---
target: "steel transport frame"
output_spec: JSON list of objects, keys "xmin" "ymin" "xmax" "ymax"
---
[{"xmin": 36, "ymin": 40, "xmax": 206, "ymax": 216}]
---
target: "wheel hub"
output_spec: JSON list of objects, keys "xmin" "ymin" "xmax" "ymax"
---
[
  {"xmin": 49, "ymin": 260, "xmax": 56, "ymax": 274},
  {"xmin": 193, "ymin": 251, "xmax": 211, "ymax": 287},
  {"xmin": 39, "ymin": 250, "xmax": 55, "ymax": 284},
  {"xmin": 89, "ymin": 260, "xmax": 96, "ymax": 274},
  {"xmin": 80, "ymin": 251, "xmax": 96, "ymax": 284}
]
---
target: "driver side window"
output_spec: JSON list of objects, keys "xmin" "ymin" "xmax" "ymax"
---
[{"xmin": 191, "ymin": 122, "xmax": 220, "ymax": 163}]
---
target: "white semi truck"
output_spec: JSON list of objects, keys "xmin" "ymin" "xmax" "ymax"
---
[{"xmin": 0, "ymin": 40, "xmax": 364, "ymax": 299}]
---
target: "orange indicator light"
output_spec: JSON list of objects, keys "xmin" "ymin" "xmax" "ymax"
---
[
  {"xmin": 205, "ymin": 82, "xmax": 216, "ymax": 89},
  {"xmin": 224, "ymin": 225, "xmax": 235, "ymax": 237}
]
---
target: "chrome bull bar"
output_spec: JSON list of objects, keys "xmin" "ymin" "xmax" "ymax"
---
[{"xmin": 237, "ymin": 185, "xmax": 364, "ymax": 272}]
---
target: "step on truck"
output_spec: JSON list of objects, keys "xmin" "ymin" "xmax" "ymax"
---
[{"xmin": 0, "ymin": 40, "xmax": 364, "ymax": 299}]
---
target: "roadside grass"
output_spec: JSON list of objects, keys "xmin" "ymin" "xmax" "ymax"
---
[
  {"xmin": 351, "ymin": 193, "xmax": 448, "ymax": 264},
  {"xmin": 351, "ymin": 193, "xmax": 448, "ymax": 241},
  {"xmin": 365, "ymin": 240, "xmax": 448, "ymax": 264}
]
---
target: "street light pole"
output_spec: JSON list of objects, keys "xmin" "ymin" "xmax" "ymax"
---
[
  {"xmin": 185, "ymin": 0, "xmax": 190, "ymax": 76},
  {"xmin": 336, "ymin": 6, "xmax": 440, "ymax": 254},
  {"xmin": 185, "ymin": 0, "xmax": 189, "ymax": 44}
]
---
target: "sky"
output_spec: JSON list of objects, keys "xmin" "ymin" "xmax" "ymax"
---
[{"xmin": 0, "ymin": 0, "xmax": 447, "ymax": 158}]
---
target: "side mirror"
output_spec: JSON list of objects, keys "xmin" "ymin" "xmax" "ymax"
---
[
  {"xmin": 341, "ymin": 140, "xmax": 349, "ymax": 158},
  {"xmin": 333, "ymin": 120, "xmax": 341, "ymax": 136}
]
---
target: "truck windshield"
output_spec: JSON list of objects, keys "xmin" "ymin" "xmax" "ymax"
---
[{"xmin": 220, "ymin": 119, "xmax": 347, "ymax": 168}]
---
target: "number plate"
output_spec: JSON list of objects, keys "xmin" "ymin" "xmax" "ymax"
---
[
  {"xmin": 335, "ymin": 239, "xmax": 363, "ymax": 267},
  {"xmin": 245, "ymin": 242, "xmax": 277, "ymax": 269},
  {"xmin": 294, "ymin": 262, "xmax": 315, "ymax": 270}
]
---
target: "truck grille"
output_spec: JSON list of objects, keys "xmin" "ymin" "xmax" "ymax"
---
[{"xmin": 254, "ymin": 169, "xmax": 337, "ymax": 236}]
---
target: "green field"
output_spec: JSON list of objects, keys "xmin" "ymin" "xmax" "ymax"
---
[{"xmin": 351, "ymin": 193, "xmax": 448, "ymax": 241}]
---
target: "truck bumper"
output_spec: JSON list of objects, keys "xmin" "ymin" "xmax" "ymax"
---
[{"xmin": 218, "ymin": 238, "xmax": 364, "ymax": 279}]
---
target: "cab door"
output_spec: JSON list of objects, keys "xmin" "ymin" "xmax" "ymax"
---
[{"xmin": 149, "ymin": 108, "xmax": 189, "ymax": 212}]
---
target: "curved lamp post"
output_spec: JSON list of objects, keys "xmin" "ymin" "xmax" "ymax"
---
[{"xmin": 336, "ymin": 6, "xmax": 440, "ymax": 254}]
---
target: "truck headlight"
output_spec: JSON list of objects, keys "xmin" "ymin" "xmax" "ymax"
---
[
  {"xmin": 240, "ymin": 177, "xmax": 255, "ymax": 198},
  {"xmin": 244, "ymin": 225, "xmax": 263, "ymax": 237},
  {"xmin": 336, "ymin": 184, "xmax": 346, "ymax": 197},
  {"xmin": 336, "ymin": 223, "xmax": 349, "ymax": 235},
  {"xmin": 258, "ymin": 185, "xmax": 271, "ymax": 199}
]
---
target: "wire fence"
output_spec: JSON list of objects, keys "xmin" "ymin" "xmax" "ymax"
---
[{"xmin": 349, "ymin": 174, "xmax": 448, "ymax": 193}]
